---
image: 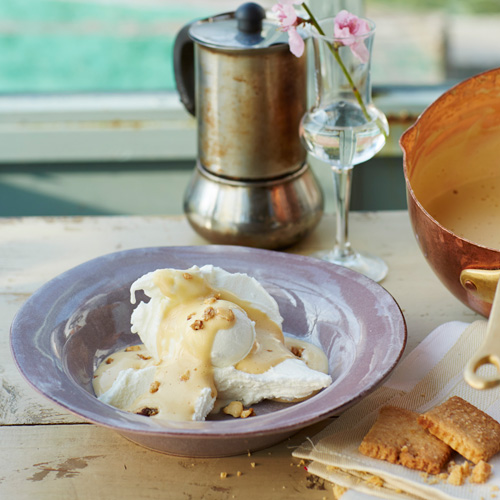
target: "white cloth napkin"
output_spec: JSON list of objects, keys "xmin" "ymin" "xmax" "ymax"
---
[{"xmin": 293, "ymin": 321, "xmax": 500, "ymax": 500}]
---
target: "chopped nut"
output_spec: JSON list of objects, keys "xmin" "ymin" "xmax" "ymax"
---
[
  {"xmin": 203, "ymin": 307, "xmax": 216, "ymax": 321},
  {"xmin": 204, "ymin": 293, "xmax": 220, "ymax": 304},
  {"xmin": 290, "ymin": 345, "xmax": 304, "ymax": 358},
  {"xmin": 180, "ymin": 370, "xmax": 191, "ymax": 382},
  {"xmin": 136, "ymin": 407, "xmax": 159, "ymax": 417},
  {"xmin": 220, "ymin": 472, "xmax": 227, "ymax": 479},
  {"xmin": 183, "ymin": 273, "xmax": 193, "ymax": 280},
  {"xmin": 191, "ymin": 320, "xmax": 204, "ymax": 330},
  {"xmin": 217, "ymin": 308, "xmax": 235, "ymax": 322},
  {"xmin": 125, "ymin": 345, "xmax": 141, "ymax": 352},
  {"xmin": 137, "ymin": 353, "xmax": 151, "ymax": 360},
  {"xmin": 241, "ymin": 408, "xmax": 255, "ymax": 418},
  {"xmin": 150, "ymin": 381, "xmax": 160, "ymax": 393},
  {"xmin": 223, "ymin": 401, "xmax": 244, "ymax": 418},
  {"xmin": 105, "ymin": 357, "xmax": 114, "ymax": 364}
]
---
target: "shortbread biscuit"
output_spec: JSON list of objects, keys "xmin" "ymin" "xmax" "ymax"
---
[
  {"xmin": 359, "ymin": 406, "xmax": 452, "ymax": 474},
  {"xmin": 418, "ymin": 396, "xmax": 500, "ymax": 464}
]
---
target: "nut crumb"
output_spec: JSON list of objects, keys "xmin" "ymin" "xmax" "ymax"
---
[
  {"xmin": 180, "ymin": 370, "xmax": 191, "ymax": 382},
  {"xmin": 137, "ymin": 353, "xmax": 151, "ymax": 360},
  {"xmin": 203, "ymin": 307, "xmax": 216, "ymax": 321},
  {"xmin": 136, "ymin": 407, "xmax": 159, "ymax": 417},
  {"xmin": 220, "ymin": 472, "xmax": 227, "ymax": 479},
  {"xmin": 105, "ymin": 357, "xmax": 114, "ymax": 364},
  {"xmin": 150, "ymin": 381, "xmax": 160, "ymax": 393},
  {"xmin": 250, "ymin": 462, "xmax": 256, "ymax": 468},
  {"xmin": 291, "ymin": 345, "xmax": 304, "ymax": 358},
  {"xmin": 183, "ymin": 273, "xmax": 193, "ymax": 280},
  {"xmin": 217, "ymin": 308, "xmax": 235, "ymax": 322},
  {"xmin": 191, "ymin": 320, "xmax": 204, "ymax": 330},
  {"xmin": 223, "ymin": 401, "xmax": 244, "ymax": 418},
  {"xmin": 187, "ymin": 313, "xmax": 195, "ymax": 320},
  {"xmin": 204, "ymin": 293, "xmax": 221, "ymax": 304},
  {"xmin": 237, "ymin": 471, "xmax": 242, "ymax": 477},
  {"xmin": 125, "ymin": 345, "xmax": 141, "ymax": 352},
  {"xmin": 241, "ymin": 408, "xmax": 255, "ymax": 418}
]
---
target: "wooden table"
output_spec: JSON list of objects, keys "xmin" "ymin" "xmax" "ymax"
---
[{"xmin": 0, "ymin": 212, "xmax": 480, "ymax": 499}]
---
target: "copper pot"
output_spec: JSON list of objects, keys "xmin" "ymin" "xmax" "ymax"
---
[{"xmin": 401, "ymin": 68, "xmax": 500, "ymax": 389}]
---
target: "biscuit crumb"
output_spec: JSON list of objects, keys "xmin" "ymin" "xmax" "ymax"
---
[
  {"xmin": 470, "ymin": 460, "xmax": 492, "ymax": 484},
  {"xmin": 149, "ymin": 380, "xmax": 160, "ymax": 393},
  {"xmin": 366, "ymin": 476, "xmax": 384, "ymax": 488},
  {"xmin": 183, "ymin": 273, "xmax": 193, "ymax": 280},
  {"xmin": 447, "ymin": 464, "xmax": 465, "ymax": 486},
  {"xmin": 180, "ymin": 370, "xmax": 191, "ymax": 382},
  {"xmin": 241, "ymin": 408, "xmax": 255, "ymax": 418},
  {"xmin": 137, "ymin": 353, "xmax": 151, "ymax": 360},
  {"xmin": 332, "ymin": 484, "xmax": 348, "ymax": 499},
  {"xmin": 105, "ymin": 357, "xmax": 114, "ymax": 364}
]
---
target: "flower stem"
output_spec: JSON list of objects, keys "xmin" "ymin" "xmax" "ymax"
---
[{"xmin": 301, "ymin": 3, "xmax": 388, "ymax": 140}]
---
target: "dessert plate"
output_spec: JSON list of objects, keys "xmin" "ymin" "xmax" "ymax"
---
[{"xmin": 10, "ymin": 245, "xmax": 406, "ymax": 457}]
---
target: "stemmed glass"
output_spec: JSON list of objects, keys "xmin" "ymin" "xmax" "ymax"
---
[{"xmin": 299, "ymin": 16, "xmax": 389, "ymax": 282}]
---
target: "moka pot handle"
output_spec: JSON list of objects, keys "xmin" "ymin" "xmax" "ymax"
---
[{"xmin": 173, "ymin": 23, "xmax": 196, "ymax": 116}]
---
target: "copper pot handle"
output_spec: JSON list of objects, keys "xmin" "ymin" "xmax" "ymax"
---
[{"xmin": 462, "ymin": 269, "xmax": 500, "ymax": 389}]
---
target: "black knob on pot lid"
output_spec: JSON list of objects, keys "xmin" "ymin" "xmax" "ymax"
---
[{"xmin": 236, "ymin": 3, "xmax": 266, "ymax": 34}]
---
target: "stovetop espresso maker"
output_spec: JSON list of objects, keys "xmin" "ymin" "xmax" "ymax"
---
[{"xmin": 174, "ymin": 2, "xmax": 323, "ymax": 249}]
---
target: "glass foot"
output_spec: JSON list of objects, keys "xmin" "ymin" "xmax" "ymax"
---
[{"xmin": 311, "ymin": 249, "xmax": 388, "ymax": 282}]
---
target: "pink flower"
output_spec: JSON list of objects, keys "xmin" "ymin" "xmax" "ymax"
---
[
  {"xmin": 272, "ymin": 1, "xmax": 305, "ymax": 57},
  {"xmin": 287, "ymin": 28, "xmax": 305, "ymax": 57},
  {"xmin": 334, "ymin": 10, "xmax": 371, "ymax": 63}
]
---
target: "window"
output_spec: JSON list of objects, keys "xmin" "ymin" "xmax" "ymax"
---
[{"xmin": 1, "ymin": 0, "xmax": 499, "ymax": 163}]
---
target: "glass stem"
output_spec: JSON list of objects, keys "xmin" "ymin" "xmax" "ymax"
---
[{"xmin": 332, "ymin": 165, "xmax": 354, "ymax": 260}]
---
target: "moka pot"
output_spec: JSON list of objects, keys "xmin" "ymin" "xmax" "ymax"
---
[{"xmin": 174, "ymin": 2, "xmax": 323, "ymax": 249}]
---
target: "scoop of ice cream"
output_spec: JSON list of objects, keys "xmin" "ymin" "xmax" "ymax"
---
[{"xmin": 129, "ymin": 265, "xmax": 269, "ymax": 367}]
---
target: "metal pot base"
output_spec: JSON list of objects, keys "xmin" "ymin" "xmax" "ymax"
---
[{"xmin": 183, "ymin": 162, "xmax": 324, "ymax": 249}]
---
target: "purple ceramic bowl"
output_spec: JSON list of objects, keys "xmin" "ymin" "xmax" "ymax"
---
[{"xmin": 10, "ymin": 245, "xmax": 406, "ymax": 457}]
